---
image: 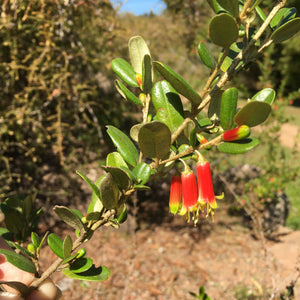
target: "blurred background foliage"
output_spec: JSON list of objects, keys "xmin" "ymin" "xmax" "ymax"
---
[{"xmin": 0, "ymin": 0, "xmax": 299, "ymax": 227}]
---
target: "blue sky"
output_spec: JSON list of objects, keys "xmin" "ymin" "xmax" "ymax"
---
[{"xmin": 111, "ymin": 0, "xmax": 166, "ymax": 15}]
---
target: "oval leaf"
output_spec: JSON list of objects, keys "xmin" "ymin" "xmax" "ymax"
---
[
  {"xmin": 111, "ymin": 58, "xmax": 138, "ymax": 87},
  {"xmin": 153, "ymin": 61, "xmax": 202, "ymax": 105},
  {"xmin": 63, "ymin": 265, "xmax": 110, "ymax": 281},
  {"xmin": 133, "ymin": 162, "xmax": 152, "ymax": 184},
  {"xmin": 129, "ymin": 36, "xmax": 151, "ymax": 75},
  {"xmin": 234, "ymin": 101, "xmax": 272, "ymax": 127},
  {"xmin": 47, "ymin": 233, "xmax": 64, "ymax": 259},
  {"xmin": 217, "ymin": 138, "xmax": 260, "ymax": 154},
  {"xmin": 87, "ymin": 176, "xmax": 105, "ymax": 214},
  {"xmin": 117, "ymin": 204, "xmax": 128, "ymax": 224},
  {"xmin": 106, "ymin": 152, "xmax": 128, "ymax": 169},
  {"xmin": 220, "ymin": 42, "xmax": 243, "ymax": 72},
  {"xmin": 209, "ymin": 13, "xmax": 239, "ymax": 47},
  {"xmin": 99, "ymin": 173, "xmax": 119, "ymax": 210},
  {"xmin": 197, "ymin": 42, "xmax": 216, "ymax": 69},
  {"xmin": 114, "ymin": 80, "xmax": 142, "ymax": 105},
  {"xmin": 130, "ymin": 123, "xmax": 143, "ymax": 142},
  {"xmin": 0, "ymin": 249, "xmax": 36, "ymax": 274},
  {"xmin": 106, "ymin": 126, "xmax": 139, "ymax": 167},
  {"xmin": 251, "ymin": 88, "xmax": 276, "ymax": 105},
  {"xmin": 217, "ymin": 0, "xmax": 239, "ymax": 17},
  {"xmin": 101, "ymin": 166, "xmax": 131, "ymax": 190},
  {"xmin": 70, "ymin": 257, "xmax": 93, "ymax": 274},
  {"xmin": 63, "ymin": 235, "xmax": 73, "ymax": 259},
  {"xmin": 270, "ymin": 18, "xmax": 300, "ymax": 43},
  {"xmin": 270, "ymin": 7, "xmax": 297, "ymax": 29},
  {"xmin": 220, "ymin": 87, "xmax": 238, "ymax": 130},
  {"xmin": 152, "ymin": 80, "xmax": 184, "ymax": 133},
  {"xmin": 54, "ymin": 206, "xmax": 84, "ymax": 232},
  {"xmin": 142, "ymin": 54, "xmax": 153, "ymax": 94},
  {"xmin": 138, "ymin": 121, "xmax": 171, "ymax": 159},
  {"xmin": 31, "ymin": 232, "xmax": 40, "ymax": 248}
]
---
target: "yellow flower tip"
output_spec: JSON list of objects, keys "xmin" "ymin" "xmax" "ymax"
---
[{"xmin": 209, "ymin": 200, "xmax": 218, "ymax": 209}]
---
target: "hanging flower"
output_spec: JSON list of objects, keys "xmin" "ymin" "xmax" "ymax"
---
[
  {"xmin": 196, "ymin": 153, "xmax": 223, "ymax": 218},
  {"xmin": 169, "ymin": 175, "xmax": 182, "ymax": 214},
  {"xmin": 179, "ymin": 161, "xmax": 198, "ymax": 220}
]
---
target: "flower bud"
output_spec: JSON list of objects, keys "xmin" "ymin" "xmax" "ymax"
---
[
  {"xmin": 169, "ymin": 175, "xmax": 182, "ymax": 214},
  {"xmin": 223, "ymin": 125, "xmax": 250, "ymax": 142},
  {"xmin": 135, "ymin": 73, "xmax": 143, "ymax": 89},
  {"xmin": 139, "ymin": 93, "xmax": 146, "ymax": 104},
  {"xmin": 196, "ymin": 133, "xmax": 212, "ymax": 149}
]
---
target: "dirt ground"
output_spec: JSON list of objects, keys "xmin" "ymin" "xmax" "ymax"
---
[{"xmin": 39, "ymin": 206, "xmax": 300, "ymax": 300}]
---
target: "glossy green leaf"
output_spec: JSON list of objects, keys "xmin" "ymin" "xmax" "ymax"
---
[
  {"xmin": 111, "ymin": 58, "xmax": 139, "ymax": 87},
  {"xmin": 63, "ymin": 235, "xmax": 73, "ymax": 259},
  {"xmin": 152, "ymin": 80, "xmax": 184, "ymax": 133},
  {"xmin": 129, "ymin": 36, "xmax": 151, "ymax": 75},
  {"xmin": 70, "ymin": 257, "xmax": 93, "ymax": 274},
  {"xmin": 217, "ymin": 138, "xmax": 260, "ymax": 153},
  {"xmin": 119, "ymin": 167, "xmax": 137, "ymax": 182},
  {"xmin": 251, "ymin": 88, "xmax": 276, "ymax": 105},
  {"xmin": 0, "ymin": 249, "xmax": 36, "ymax": 273},
  {"xmin": 76, "ymin": 170, "xmax": 101, "ymax": 201},
  {"xmin": 130, "ymin": 123, "xmax": 143, "ymax": 142},
  {"xmin": 87, "ymin": 176, "xmax": 104, "ymax": 214},
  {"xmin": 106, "ymin": 152, "xmax": 128, "ymax": 169},
  {"xmin": 142, "ymin": 54, "xmax": 152, "ymax": 94},
  {"xmin": 217, "ymin": 0, "xmax": 239, "ymax": 17},
  {"xmin": 255, "ymin": 5, "xmax": 266, "ymax": 21},
  {"xmin": 197, "ymin": 42, "xmax": 216, "ymax": 69},
  {"xmin": 63, "ymin": 265, "xmax": 110, "ymax": 281},
  {"xmin": 106, "ymin": 126, "xmax": 139, "ymax": 167},
  {"xmin": 153, "ymin": 61, "xmax": 202, "ymax": 105},
  {"xmin": 54, "ymin": 206, "xmax": 85, "ymax": 232},
  {"xmin": 234, "ymin": 101, "xmax": 272, "ymax": 127},
  {"xmin": 209, "ymin": 13, "xmax": 239, "ymax": 47},
  {"xmin": 220, "ymin": 87, "xmax": 238, "ymax": 130},
  {"xmin": 250, "ymin": 0, "xmax": 263, "ymax": 11},
  {"xmin": 117, "ymin": 204, "xmax": 127, "ymax": 224},
  {"xmin": 101, "ymin": 166, "xmax": 131, "ymax": 190},
  {"xmin": 47, "ymin": 233, "xmax": 64, "ymax": 259},
  {"xmin": 138, "ymin": 121, "xmax": 171, "ymax": 159},
  {"xmin": 31, "ymin": 232, "xmax": 40, "ymax": 248},
  {"xmin": 270, "ymin": 18, "xmax": 300, "ymax": 43},
  {"xmin": 11, "ymin": 242, "xmax": 34, "ymax": 258},
  {"xmin": 133, "ymin": 162, "xmax": 152, "ymax": 184},
  {"xmin": 270, "ymin": 7, "xmax": 297, "ymax": 29},
  {"xmin": 207, "ymin": 0, "xmax": 227, "ymax": 14},
  {"xmin": 99, "ymin": 173, "xmax": 119, "ymax": 210},
  {"xmin": 114, "ymin": 80, "xmax": 142, "ymax": 105},
  {"xmin": 220, "ymin": 42, "xmax": 244, "ymax": 72}
]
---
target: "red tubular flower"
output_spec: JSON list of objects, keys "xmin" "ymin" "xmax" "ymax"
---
[
  {"xmin": 223, "ymin": 125, "xmax": 250, "ymax": 142},
  {"xmin": 169, "ymin": 175, "xmax": 182, "ymax": 214},
  {"xmin": 196, "ymin": 133, "xmax": 212, "ymax": 149},
  {"xmin": 179, "ymin": 163, "xmax": 198, "ymax": 217},
  {"xmin": 196, "ymin": 153, "xmax": 223, "ymax": 217}
]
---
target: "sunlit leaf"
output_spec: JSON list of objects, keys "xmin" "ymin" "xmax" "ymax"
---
[
  {"xmin": 142, "ymin": 54, "xmax": 152, "ymax": 94},
  {"xmin": 47, "ymin": 233, "xmax": 64, "ymax": 259},
  {"xmin": 133, "ymin": 162, "xmax": 151, "ymax": 184},
  {"xmin": 217, "ymin": 138, "xmax": 260, "ymax": 153},
  {"xmin": 62, "ymin": 265, "xmax": 110, "ymax": 281},
  {"xmin": 70, "ymin": 257, "xmax": 93, "ymax": 274},
  {"xmin": 106, "ymin": 126, "xmax": 139, "ymax": 167},
  {"xmin": 251, "ymin": 88, "xmax": 276, "ymax": 105},
  {"xmin": 114, "ymin": 80, "xmax": 142, "ymax": 105},
  {"xmin": 197, "ymin": 42, "xmax": 216, "ymax": 69},
  {"xmin": 99, "ymin": 173, "xmax": 119, "ymax": 209},
  {"xmin": 270, "ymin": 18, "xmax": 300, "ymax": 43},
  {"xmin": 111, "ymin": 58, "xmax": 139, "ymax": 87},
  {"xmin": 220, "ymin": 87, "xmax": 238, "ymax": 130},
  {"xmin": 54, "ymin": 206, "xmax": 85, "ymax": 232},
  {"xmin": 129, "ymin": 36, "xmax": 151, "ymax": 75},
  {"xmin": 153, "ymin": 61, "xmax": 202, "ymax": 105},
  {"xmin": 152, "ymin": 80, "xmax": 184, "ymax": 133},
  {"xmin": 101, "ymin": 166, "xmax": 131, "ymax": 190}
]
